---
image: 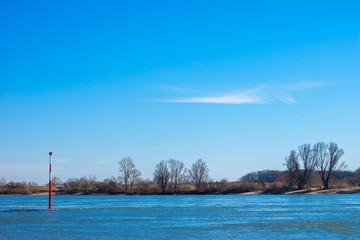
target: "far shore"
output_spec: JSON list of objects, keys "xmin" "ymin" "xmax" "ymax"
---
[
  {"xmin": 237, "ymin": 187, "xmax": 360, "ymax": 195},
  {"xmin": 3, "ymin": 187, "xmax": 353, "ymax": 196}
]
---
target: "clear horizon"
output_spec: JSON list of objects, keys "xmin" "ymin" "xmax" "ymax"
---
[{"xmin": 1, "ymin": 1, "xmax": 359, "ymax": 184}]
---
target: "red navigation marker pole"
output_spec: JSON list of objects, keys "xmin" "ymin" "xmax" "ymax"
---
[{"xmin": 49, "ymin": 152, "xmax": 52, "ymax": 210}]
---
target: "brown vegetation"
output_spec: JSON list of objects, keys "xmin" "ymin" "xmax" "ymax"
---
[
  {"xmin": 1, "ymin": 141, "xmax": 359, "ymax": 195},
  {"xmin": 0, "ymin": 181, "xmax": 49, "ymax": 195},
  {"xmin": 1, "ymin": 168, "xmax": 358, "ymax": 195}
]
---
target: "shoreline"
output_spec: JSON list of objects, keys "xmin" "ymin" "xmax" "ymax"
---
[{"xmin": 2, "ymin": 187, "xmax": 359, "ymax": 196}]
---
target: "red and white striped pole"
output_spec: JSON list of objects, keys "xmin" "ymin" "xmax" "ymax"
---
[{"xmin": 49, "ymin": 152, "xmax": 52, "ymax": 210}]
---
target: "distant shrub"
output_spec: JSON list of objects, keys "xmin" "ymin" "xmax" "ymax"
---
[{"xmin": 267, "ymin": 182, "xmax": 288, "ymax": 194}]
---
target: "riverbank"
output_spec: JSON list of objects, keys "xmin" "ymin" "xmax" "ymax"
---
[
  {"xmin": 11, "ymin": 186, "xmax": 357, "ymax": 196},
  {"xmin": 2, "ymin": 180, "xmax": 360, "ymax": 196},
  {"xmin": 283, "ymin": 187, "xmax": 360, "ymax": 195}
]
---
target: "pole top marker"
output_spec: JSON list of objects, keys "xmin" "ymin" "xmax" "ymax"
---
[{"xmin": 49, "ymin": 152, "xmax": 52, "ymax": 156}]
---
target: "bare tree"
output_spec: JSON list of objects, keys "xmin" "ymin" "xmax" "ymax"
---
[
  {"xmin": 315, "ymin": 142, "xmax": 345, "ymax": 189},
  {"xmin": 153, "ymin": 160, "xmax": 170, "ymax": 194},
  {"xmin": 52, "ymin": 176, "xmax": 62, "ymax": 186},
  {"xmin": 298, "ymin": 144, "xmax": 316, "ymax": 189},
  {"xmin": 129, "ymin": 168, "xmax": 141, "ymax": 191},
  {"xmin": 169, "ymin": 159, "xmax": 187, "ymax": 193},
  {"xmin": 102, "ymin": 176, "xmax": 119, "ymax": 193},
  {"xmin": 285, "ymin": 144, "xmax": 316, "ymax": 190},
  {"xmin": 78, "ymin": 175, "xmax": 97, "ymax": 193},
  {"xmin": 285, "ymin": 150, "xmax": 300, "ymax": 188},
  {"xmin": 119, "ymin": 157, "xmax": 141, "ymax": 191},
  {"xmin": 314, "ymin": 142, "xmax": 329, "ymax": 188},
  {"xmin": 188, "ymin": 159, "xmax": 209, "ymax": 190}
]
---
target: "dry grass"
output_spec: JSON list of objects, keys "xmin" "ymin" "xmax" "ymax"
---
[
  {"xmin": 1, "ymin": 178, "xmax": 359, "ymax": 195},
  {"xmin": 0, "ymin": 182, "xmax": 49, "ymax": 195}
]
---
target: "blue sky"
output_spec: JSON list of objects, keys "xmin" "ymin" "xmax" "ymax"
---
[{"xmin": 1, "ymin": 1, "xmax": 359, "ymax": 183}]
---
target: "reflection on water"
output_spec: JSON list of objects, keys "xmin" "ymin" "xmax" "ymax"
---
[{"xmin": 0, "ymin": 195, "xmax": 359, "ymax": 239}]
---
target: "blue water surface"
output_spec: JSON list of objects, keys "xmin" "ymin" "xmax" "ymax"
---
[{"xmin": 0, "ymin": 195, "xmax": 359, "ymax": 239}]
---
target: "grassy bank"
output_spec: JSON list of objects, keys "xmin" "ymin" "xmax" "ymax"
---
[
  {"xmin": 1, "ymin": 181, "xmax": 360, "ymax": 196},
  {"xmin": 2, "ymin": 168, "xmax": 359, "ymax": 196}
]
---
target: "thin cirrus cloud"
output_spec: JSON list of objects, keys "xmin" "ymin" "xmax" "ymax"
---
[
  {"xmin": 281, "ymin": 96, "xmax": 297, "ymax": 104},
  {"xmin": 152, "ymin": 81, "xmax": 328, "ymax": 105},
  {"xmin": 160, "ymin": 88, "xmax": 267, "ymax": 104}
]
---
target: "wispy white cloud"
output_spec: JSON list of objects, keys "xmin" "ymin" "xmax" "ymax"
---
[
  {"xmin": 281, "ymin": 96, "xmax": 297, "ymax": 104},
  {"xmin": 155, "ymin": 87, "xmax": 267, "ymax": 104},
  {"xmin": 152, "ymin": 81, "xmax": 329, "ymax": 105},
  {"xmin": 278, "ymin": 81, "xmax": 328, "ymax": 104}
]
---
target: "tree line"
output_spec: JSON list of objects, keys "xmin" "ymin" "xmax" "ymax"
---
[
  {"xmin": 119, "ymin": 158, "xmax": 209, "ymax": 194},
  {"xmin": 1, "ymin": 142, "xmax": 360, "ymax": 195},
  {"xmin": 286, "ymin": 142, "xmax": 346, "ymax": 189}
]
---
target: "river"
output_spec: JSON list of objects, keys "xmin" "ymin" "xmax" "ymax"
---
[{"xmin": 0, "ymin": 195, "xmax": 359, "ymax": 239}]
